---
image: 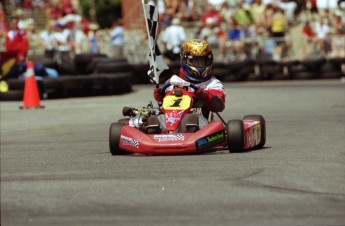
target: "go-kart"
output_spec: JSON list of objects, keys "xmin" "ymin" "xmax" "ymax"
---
[{"xmin": 109, "ymin": 76, "xmax": 266, "ymax": 155}]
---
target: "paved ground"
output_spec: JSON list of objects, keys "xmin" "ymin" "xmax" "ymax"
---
[{"xmin": 1, "ymin": 80, "xmax": 345, "ymax": 226}]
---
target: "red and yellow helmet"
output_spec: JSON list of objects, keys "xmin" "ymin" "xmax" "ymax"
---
[{"xmin": 180, "ymin": 39, "xmax": 214, "ymax": 83}]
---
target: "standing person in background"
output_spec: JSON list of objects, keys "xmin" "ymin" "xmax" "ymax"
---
[
  {"xmin": 0, "ymin": 4, "xmax": 7, "ymax": 53},
  {"xmin": 161, "ymin": 17, "xmax": 186, "ymax": 63},
  {"xmin": 314, "ymin": 17, "xmax": 330, "ymax": 54},
  {"xmin": 88, "ymin": 23, "xmax": 100, "ymax": 54},
  {"xmin": 1, "ymin": 15, "xmax": 29, "ymax": 79},
  {"xmin": 72, "ymin": 22, "xmax": 88, "ymax": 55},
  {"xmin": 38, "ymin": 21, "xmax": 55, "ymax": 59},
  {"xmin": 302, "ymin": 20, "xmax": 316, "ymax": 57},
  {"xmin": 270, "ymin": 6, "xmax": 288, "ymax": 60},
  {"xmin": 110, "ymin": 19, "xmax": 124, "ymax": 58},
  {"xmin": 51, "ymin": 23, "xmax": 72, "ymax": 64}
]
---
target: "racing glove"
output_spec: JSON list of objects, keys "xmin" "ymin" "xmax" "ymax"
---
[
  {"xmin": 210, "ymin": 95, "xmax": 225, "ymax": 112},
  {"xmin": 153, "ymin": 87, "xmax": 164, "ymax": 102},
  {"xmin": 196, "ymin": 88, "xmax": 225, "ymax": 112},
  {"xmin": 195, "ymin": 88, "xmax": 208, "ymax": 101}
]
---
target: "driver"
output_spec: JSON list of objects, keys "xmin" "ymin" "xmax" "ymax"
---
[{"xmin": 153, "ymin": 39, "xmax": 226, "ymax": 131}]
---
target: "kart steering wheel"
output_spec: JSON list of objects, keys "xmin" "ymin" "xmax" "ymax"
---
[{"xmin": 160, "ymin": 82, "xmax": 199, "ymax": 96}]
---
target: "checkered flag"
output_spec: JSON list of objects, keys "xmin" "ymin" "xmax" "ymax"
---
[{"xmin": 142, "ymin": 1, "xmax": 169, "ymax": 84}]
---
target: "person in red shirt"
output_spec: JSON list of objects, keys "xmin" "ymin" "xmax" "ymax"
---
[
  {"xmin": 1, "ymin": 16, "xmax": 29, "ymax": 79},
  {"xmin": 201, "ymin": 4, "xmax": 223, "ymax": 27},
  {"xmin": 5, "ymin": 16, "xmax": 29, "ymax": 63},
  {"xmin": 302, "ymin": 20, "xmax": 316, "ymax": 58}
]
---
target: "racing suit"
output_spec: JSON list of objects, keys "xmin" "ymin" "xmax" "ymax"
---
[{"xmin": 156, "ymin": 70, "xmax": 226, "ymax": 131}]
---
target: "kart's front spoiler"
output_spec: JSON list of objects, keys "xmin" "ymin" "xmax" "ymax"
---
[{"xmin": 118, "ymin": 121, "xmax": 226, "ymax": 155}]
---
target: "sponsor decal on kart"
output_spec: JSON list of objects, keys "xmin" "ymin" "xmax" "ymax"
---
[
  {"xmin": 195, "ymin": 130, "xmax": 225, "ymax": 150},
  {"xmin": 245, "ymin": 121, "xmax": 261, "ymax": 149},
  {"xmin": 153, "ymin": 134, "xmax": 185, "ymax": 142},
  {"xmin": 120, "ymin": 135, "xmax": 139, "ymax": 148},
  {"xmin": 166, "ymin": 110, "xmax": 184, "ymax": 125}
]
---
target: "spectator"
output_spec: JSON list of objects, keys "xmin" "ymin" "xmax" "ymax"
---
[
  {"xmin": 201, "ymin": 4, "xmax": 223, "ymax": 27},
  {"xmin": 2, "ymin": 16, "xmax": 29, "ymax": 79},
  {"xmin": 88, "ymin": 23, "xmax": 100, "ymax": 54},
  {"xmin": 328, "ymin": 27, "xmax": 345, "ymax": 58},
  {"xmin": 200, "ymin": 17, "xmax": 219, "ymax": 48},
  {"xmin": 110, "ymin": 19, "xmax": 124, "ymax": 58},
  {"xmin": 161, "ymin": 17, "xmax": 186, "ymax": 62},
  {"xmin": 269, "ymin": 7, "xmax": 288, "ymax": 60},
  {"xmin": 270, "ymin": 7, "xmax": 288, "ymax": 39},
  {"xmin": 157, "ymin": 0, "xmax": 166, "ymax": 22},
  {"xmin": 302, "ymin": 20, "xmax": 317, "ymax": 57},
  {"xmin": 314, "ymin": 17, "xmax": 331, "ymax": 53},
  {"xmin": 51, "ymin": 23, "xmax": 72, "ymax": 64},
  {"xmin": 262, "ymin": 3, "xmax": 275, "ymax": 31},
  {"xmin": 5, "ymin": 16, "xmax": 29, "ymax": 63},
  {"xmin": 234, "ymin": 3, "xmax": 253, "ymax": 27},
  {"xmin": 250, "ymin": 0, "xmax": 265, "ymax": 21},
  {"xmin": 226, "ymin": 18, "xmax": 245, "ymax": 60},
  {"xmin": 306, "ymin": 0, "xmax": 319, "ymax": 15},
  {"xmin": 18, "ymin": 10, "xmax": 35, "ymax": 31},
  {"xmin": 72, "ymin": 22, "xmax": 88, "ymax": 55},
  {"xmin": 219, "ymin": 2, "xmax": 235, "ymax": 23},
  {"xmin": 277, "ymin": 0, "xmax": 298, "ymax": 24},
  {"xmin": 59, "ymin": 0, "xmax": 74, "ymax": 16},
  {"xmin": 22, "ymin": 0, "xmax": 33, "ymax": 12},
  {"xmin": 178, "ymin": 0, "xmax": 198, "ymax": 22},
  {"xmin": 38, "ymin": 21, "xmax": 56, "ymax": 59}
]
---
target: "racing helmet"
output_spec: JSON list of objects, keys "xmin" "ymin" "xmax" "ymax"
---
[{"xmin": 180, "ymin": 39, "xmax": 213, "ymax": 83}]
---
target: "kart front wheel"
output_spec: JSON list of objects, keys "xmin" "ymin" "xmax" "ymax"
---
[
  {"xmin": 243, "ymin": 115, "xmax": 266, "ymax": 149},
  {"xmin": 109, "ymin": 123, "xmax": 130, "ymax": 155},
  {"xmin": 227, "ymin": 119, "xmax": 245, "ymax": 153}
]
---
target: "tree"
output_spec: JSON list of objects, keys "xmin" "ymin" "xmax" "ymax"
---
[{"xmin": 79, "ymin": 0, "xmax": 122, "ymax": 28}]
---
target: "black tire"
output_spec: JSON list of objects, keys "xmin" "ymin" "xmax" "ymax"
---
[
  {"xmin": 109, "ymin": 123, "xmax": 129, "ymax": 155},
  {"xmin": 227, "ymin": 119, "xmax": 245, "ymax": 153},
  {"xmin": 42, "ymin": 78, "xmax": 64, "ymax": 99},
  {"xmin": 0, "ymin": 90, "xmax": 23, "ymax": 101},
  {"xmin": 243, "ymin": 115, "xmax": 266, "ymax": 149},
  {"xmin": 7, "ymin": 79, "xmax": 44, "ymax": 99},
  {"xmin": 95, "ymin": 63, "xmax": 133, "ymax": 74}
]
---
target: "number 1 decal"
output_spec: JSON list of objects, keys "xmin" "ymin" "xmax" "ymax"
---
[{"xmin": 170, "ymin": 98, "xmax": 182, "ymax": 107}]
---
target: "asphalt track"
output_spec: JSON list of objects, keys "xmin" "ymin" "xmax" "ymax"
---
[{"xmin": 1, "ymin": 79, "xmax": 345, "ymax": 226}]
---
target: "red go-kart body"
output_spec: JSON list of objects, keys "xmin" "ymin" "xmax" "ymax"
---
[{"xmin": 109, "ymin": 79, "xmax": 266, "ymax": 155}]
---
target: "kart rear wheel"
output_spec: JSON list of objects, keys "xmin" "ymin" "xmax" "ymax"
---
[
  {"xmin": 227, "ymin": 120, "xmax": 245, "ymax": 153},
  {"xmin": 109, "ymin": 123, "xmax": 130, "ymax": 155},
  {"xmin": 243, "ymin": 115, "xmax": 266, "ymax": 149}
]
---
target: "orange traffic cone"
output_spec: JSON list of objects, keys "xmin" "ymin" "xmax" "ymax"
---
[{"xmin": 20, "ymin": 61, "xmax": 44, "ymax": 109}]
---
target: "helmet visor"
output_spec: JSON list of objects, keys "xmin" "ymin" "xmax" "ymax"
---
[{"xmin": 186, "ymin": 55, "xmax": 213, "ymax": 68}]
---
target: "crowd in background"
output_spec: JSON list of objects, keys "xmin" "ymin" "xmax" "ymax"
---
[
  {"xmin": 0, "ymin": 0, "xmax": 344, "ymax": 81},
  {"xmin": 0, "ymin": 0, "xmax": 124, "ymax": 80},
  {"xmin": 157, "ymin": 0, "xmax": 344, "ymax": 62}
]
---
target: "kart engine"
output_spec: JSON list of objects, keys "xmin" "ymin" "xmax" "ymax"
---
[{"xmin": 122, "ymin": 102, "xmax": 159, "ymax": 130}]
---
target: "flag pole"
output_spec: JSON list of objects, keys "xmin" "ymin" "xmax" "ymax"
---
[{"xmin": 141, "ymin": 0, "xmax": 159, "ymax": 87}]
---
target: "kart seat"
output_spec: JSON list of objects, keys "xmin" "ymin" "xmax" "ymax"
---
[
  {"xmin": 185, "ymin": 114, "xmax": 199, "ymax": 133},
  {"xmin": 146, "ymin": 115, "xmax": 161, "ymax": 134}
]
